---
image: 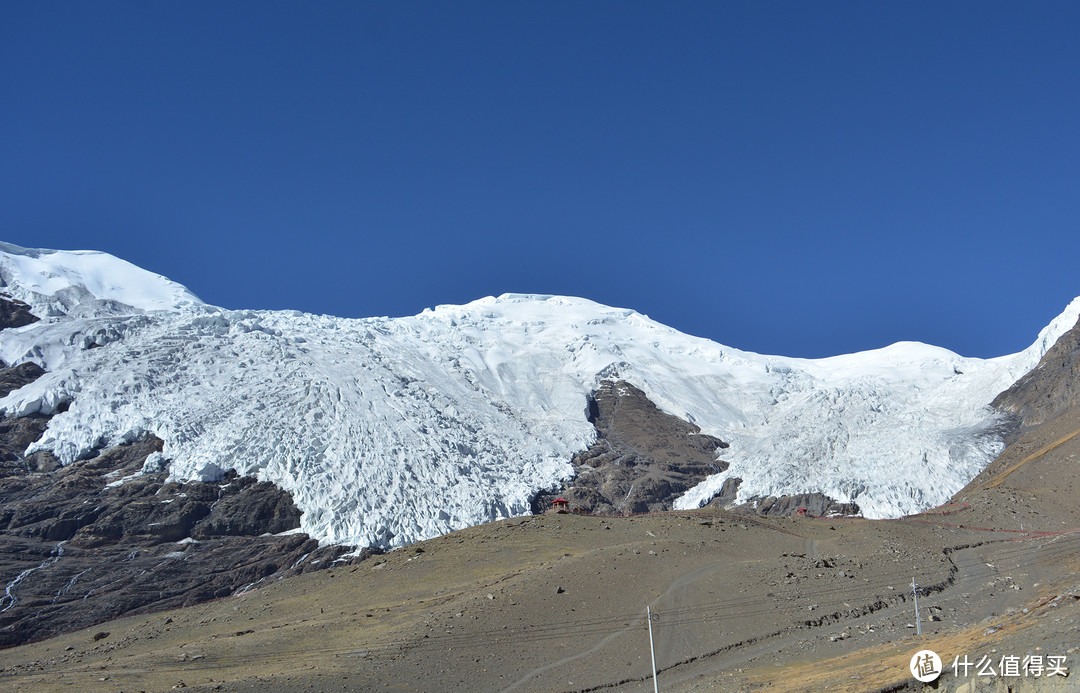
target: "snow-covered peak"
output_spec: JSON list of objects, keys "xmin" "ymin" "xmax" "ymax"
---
[
  {"xmin": 0, "ymin": 241, "xmax": 203, "ymax": 318},
  {"xmin": 1, "ymin": 241, "xmax": 1078, "ymax": 549}
]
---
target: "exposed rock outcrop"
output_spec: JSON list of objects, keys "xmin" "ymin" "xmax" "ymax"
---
[
  {"xmin": 0, "ymin": 359, "xmax": 59, "ymax": 475},
  {"xmin": 0, "ymin": 362, "xmax": 45, "ymax": 399},
  {"xmin": 0, "ymin": 295, "xmax": 38, "ymax": 331},
  {"xmin": 701, "ymin": 474, "xmax": 861, "ymax": 517},
  {"xmin": 533, "ymin": 380, "xmax": 729, "ymax": 514},
  {"xmin": 712, "ymin": 485, "xmax": 861, "ymax": 518},
  {"xmin": 0, "ymin": 430, "xmax": 375, "ymax": 648}
]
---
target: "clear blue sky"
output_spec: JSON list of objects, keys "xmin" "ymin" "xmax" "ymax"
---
[{"xmin": 2, "ymin": 2, "xmax": 1078, "ymax": 358}]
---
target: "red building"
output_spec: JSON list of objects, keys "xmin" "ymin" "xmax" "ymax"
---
[{"xmin": 550, "ymin": 497, "xmax": 569, "ymax": 512}]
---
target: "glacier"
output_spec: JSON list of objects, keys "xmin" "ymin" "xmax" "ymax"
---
[{"xmin": 1, "ymin": 241, "xmax": 1078, "ymax": 549}]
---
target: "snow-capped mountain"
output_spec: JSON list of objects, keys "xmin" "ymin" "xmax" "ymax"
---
[{"xmin": 2, "ymin": 241, "xmax": 1078, "ymax": 549}]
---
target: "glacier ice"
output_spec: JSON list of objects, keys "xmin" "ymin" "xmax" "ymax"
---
[{"xmin": 1, "ymin": 241, "xmax": 1078, "ymax": 549}]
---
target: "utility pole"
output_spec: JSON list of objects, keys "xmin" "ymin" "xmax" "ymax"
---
[
  {"xmin": 911, "ymin": 577, "xmax": 921, "ymax": 635},
  {"xmin": 647, "ymin": 606, "xmax": 659, "ymax": 693}
]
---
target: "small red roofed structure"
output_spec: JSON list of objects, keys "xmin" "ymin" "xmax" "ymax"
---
[{"xmin": 550, "ymin": 497, "xmax": 569, "ymax": 512}]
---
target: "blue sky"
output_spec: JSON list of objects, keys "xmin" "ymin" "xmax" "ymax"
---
[{"xmin": 2, "ymin": 2, "xmax": 1078, "ymax": 358}]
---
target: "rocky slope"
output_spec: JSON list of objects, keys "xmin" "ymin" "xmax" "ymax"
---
[
  {"xmin": 0, "ymin": 419, "xmax": 371, "ymax": 648},
  {"xmin": 992, "ymin": 313, "xmax": 1080, "ymax": 434},
  {"xmin": 531, "ymin": 379, "xmax": 730, "ymax": 514},
  {"xmin": 3, "ymin": 434, "xmax": 1079, "ymax": 693}
]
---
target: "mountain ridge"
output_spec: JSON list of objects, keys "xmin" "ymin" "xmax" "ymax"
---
[{"xmin": 1, "ymin": 241, "xmax": 1079, "ymax": 549}]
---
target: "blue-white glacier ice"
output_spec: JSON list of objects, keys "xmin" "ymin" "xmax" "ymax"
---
[{"xmin": 2, "ymin": 241, "xmax": 1077, "ymax": 548}]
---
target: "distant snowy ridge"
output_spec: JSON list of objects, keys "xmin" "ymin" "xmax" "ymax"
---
[{"xmin": 1, "ymin": 242, "xmax": 1077, "ymax": 548}]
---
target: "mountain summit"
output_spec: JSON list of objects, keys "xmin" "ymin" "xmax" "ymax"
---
[{"xmin": 1, "ymin": 241, "xmax": 1078, "ymax": 549}]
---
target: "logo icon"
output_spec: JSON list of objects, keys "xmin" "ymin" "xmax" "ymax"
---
[{"xmin": 910, "ymin": 649, "xmax": 942, "ymax": 682}]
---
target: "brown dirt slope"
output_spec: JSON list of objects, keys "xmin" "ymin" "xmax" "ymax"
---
[{"xmin": 3, "ymin": 455, "xmax": 1078, "ymax": 693}]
